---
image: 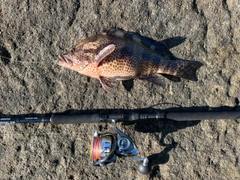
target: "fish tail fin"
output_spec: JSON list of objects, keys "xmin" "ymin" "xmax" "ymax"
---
[{"xmin": 158, "ymin": 60, "xmax": 203, "ymax": 81}]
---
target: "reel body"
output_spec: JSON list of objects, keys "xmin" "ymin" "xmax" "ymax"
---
[{"xmin": 90, "ymin": 120, "xmax": 138, "ymax": 166}]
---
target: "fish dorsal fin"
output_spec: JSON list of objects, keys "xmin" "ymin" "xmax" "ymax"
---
[
  {"xmin": 101, "ymin": 29, "xmax": 141, "ymax": 42},
  {"xmin": 95, "ymin": 44, "xmax": 115, "ymax": 67},
  {"xmin": 101, "ymin": 29, "xmax": 173, "ymax": 58}
]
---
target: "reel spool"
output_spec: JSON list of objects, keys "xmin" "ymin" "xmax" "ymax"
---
[{"xmin": 90, "ymin": 132, "xmax": 117, "ymax": 166}]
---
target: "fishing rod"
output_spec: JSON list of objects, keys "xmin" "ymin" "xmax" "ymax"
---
[
  {"xmin": 1, "ymin": 110, "xmax": 240, "ymax": 174},
  {"xmin": 1, "ymin": 111, "xmax": 240, "ymax": 124}
]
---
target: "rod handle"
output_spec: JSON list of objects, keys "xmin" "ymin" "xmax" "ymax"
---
[{"xmin": 50, "ymin": 114, "xmax": 100, "ymax": 124}]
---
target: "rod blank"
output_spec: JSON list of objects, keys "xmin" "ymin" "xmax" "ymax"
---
[
  {"xmin": 0, "ymin": 111, "xmax": 239, "ymax": 125},
  {"xmin": 0, "ymin": 116, "xmax": 50, "ymax": 124},
  {"xmin": 164, "ymin": 111, "xmax": 240, "ymax": 121}
]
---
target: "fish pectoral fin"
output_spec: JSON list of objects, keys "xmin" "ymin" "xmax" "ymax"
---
[
  {"xmin": 95, "ymin": 44, "xmax": 116, "ymax": 67},
  {"xmin": 139, "ymin": 75, "xmax": 166, "ymax": 87},
  {"xmin": 99, "ymin": 76, "xmax": 115, "ymax": 94}
]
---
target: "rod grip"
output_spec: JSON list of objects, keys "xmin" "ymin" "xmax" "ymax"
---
[{"xmin": 50, "ymin": 114, "xmax": 100, "ymax": 124}]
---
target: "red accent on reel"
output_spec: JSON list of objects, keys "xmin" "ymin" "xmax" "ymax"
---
[{"xmin": 92, "ymin": 136, "xmax": 102, "ymax": 161}]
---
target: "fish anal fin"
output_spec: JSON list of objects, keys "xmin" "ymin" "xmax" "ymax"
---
[
  {"xmin": 161, "ymin": 74, "xmax": 181, "ymax": 82},
  {"xmin": 99, "ymin": 76, "xmax": 115, "ymax": 94},
  {"xmin": 139, "ymin": 75, "xmax": 166, "ymax": 87},
  {"xmin": 95, "ymin": 44, "xmax": 115, "ymax": 67}
]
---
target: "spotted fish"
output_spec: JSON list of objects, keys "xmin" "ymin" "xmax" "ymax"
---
[{"xmin": 58, "ymin": 29, "xmax": 203, "ymax": 93}]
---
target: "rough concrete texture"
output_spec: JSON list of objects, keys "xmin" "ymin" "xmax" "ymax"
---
[{"xmin": 0, "ymin": 0, "xmax": 240, "ymax": 179}]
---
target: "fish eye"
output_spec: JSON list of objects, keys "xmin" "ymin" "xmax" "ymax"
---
[{"xmin": 70, "ymin": 48, "xmax": 74, "ymax": 54}]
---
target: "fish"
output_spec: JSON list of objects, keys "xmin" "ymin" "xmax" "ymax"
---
[{"xmin": 58, "ymin": 28, "xmax": 203, "ymax": 93}]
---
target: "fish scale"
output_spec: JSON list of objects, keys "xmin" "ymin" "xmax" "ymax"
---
[{"xmin": 58, "ymin": 29, "xmax": 203, "ymax": 93}]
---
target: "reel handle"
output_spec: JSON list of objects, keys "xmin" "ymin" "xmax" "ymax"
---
[{"xmin": 134, "ymin": 158, "xmax": 151, "ymax": 174}]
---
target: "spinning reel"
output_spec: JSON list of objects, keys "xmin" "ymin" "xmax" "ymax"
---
[{"xmin": 90, "ymin": 120, "xmax": 151, "ymax": 174}]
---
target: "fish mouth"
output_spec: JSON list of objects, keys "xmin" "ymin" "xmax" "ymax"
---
[{"xmin": 58, "ymin": 55, "xmax": 73, "ymax": 66}]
